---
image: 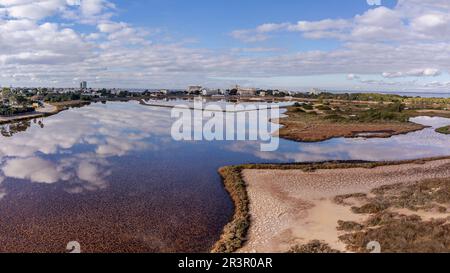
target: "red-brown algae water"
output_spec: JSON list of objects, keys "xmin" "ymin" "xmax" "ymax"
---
[{"xmin": 0, "ymin": 101, "xmax": 449, "ymax": 252}]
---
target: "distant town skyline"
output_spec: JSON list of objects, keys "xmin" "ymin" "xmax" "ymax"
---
[{"xmin": 1, "ymin": 0, "xmax": 450, "ymax": 92}]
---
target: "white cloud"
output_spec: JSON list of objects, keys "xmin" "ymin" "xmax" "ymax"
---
[
  {"xmin": 231, "ymin": 47, "xmax": 282, "ymax": 53},
  {"xmin": 423, "ymin": 81, "xmax": 450, "ymax": 88},
  {"xmin": 0, "ymin": 20, "xmax": 93, "ymax": 65},
  {"xmin": 0, "ymin": 104, "xmax": 167, "ymax": 196},
  {"xmin": 98, "ymin": 21, "xmax": 125, "ymax": 33},
  {"xmin": 289, "ymin": 19, "xmax": 350, "ymax": 32},
  {"xmin": 231, "ymin": 19, "xmax": 351, "ymax": 42},
  {"xmin": 76, "ymin": 161, "xmax": 108, "ymax": 190},
  {"xmin": 101, "ymin": 22, "xmax": 149, "ymax": 45},
  {"xmin": 0, "ymin": 0, "xmax": 66, "ymax": 20},
  {"xmin": 1, "ymin": 157, "xmax": 62, "ymax": 183},
  {"xmin": 80, "ymin": 0, "xmax": 107, "ymax": 16},
  {"xmin": 412, "ymin": 14, "xmax": 447, "ymax": 31},
  {"xmin": 222, "ymin": 1, "xmax": 450, "ymax": 90},
  {"xmin": 256, "ymin": 22, "xmax": 290, "ymax": 33},
  {"xmin": 1, "ymin": 0, "xmax": 450, "ymax": 89},
  {"xmin": 382, "ymin": 68, "xmax": 441, "ymax": 78},
  {"xmin": 230, "ymin": 29, "xmax": 269, "ymax": 43}
]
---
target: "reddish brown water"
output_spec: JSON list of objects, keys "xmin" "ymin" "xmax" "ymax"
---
[{"xmin": 0, "ymin": 102, "xmax": 449, "ymax": 252}]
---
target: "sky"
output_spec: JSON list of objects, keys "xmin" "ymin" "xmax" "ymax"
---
[{"xmin": 1, "ymin": 0, "xmax": 450, "ymax": 92}]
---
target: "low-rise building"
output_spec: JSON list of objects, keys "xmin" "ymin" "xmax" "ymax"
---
[
  {"xmin": 201, "ymin": 88, "xmax": 220, "ymax": 96},
  {"xmin": 187, "ymin": 86, "xmax": 202, "ymax": 94},
  {"xmin": 309, "ymin": 88, "xmax": 325, "ymax": 95},
  {"xmin": 236, "ymin": 86, "xmax": 257, "ymax": 97}
]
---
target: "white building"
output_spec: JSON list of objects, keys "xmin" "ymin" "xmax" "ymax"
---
[
  {"xmin": 309, "ymin": 88, "xmax": 325, "ymax": 95},
  {"xmin": 110, "ymin": 89, "xmax": 122, "ymax": 95},
  {"xmin": 201, "ymin": 88, "xmax": 220, "ymax": 96},
  {"xmin": 187, "ymin": 86, "xmax": 202, "ymax": 94},
  {"xmin": 236, "ymin": 85, "xmax": 257, "ymax": 96}
]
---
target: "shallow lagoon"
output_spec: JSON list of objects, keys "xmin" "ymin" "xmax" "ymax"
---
[{"xmin": 0, "ymin": 101, "xmax": 449, "ymax": 252}]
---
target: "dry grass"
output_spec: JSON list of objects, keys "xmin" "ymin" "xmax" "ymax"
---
[
  {"xmin": 336, "ymin": 178, "xmax": 450, "ymax": 253},
  {"xmin": 339, "ymin": 212, "xmax": 450, "ymax": 253},
  {"xmin": 213, "ymin": 157, "xmax": 450, "ymax": 253},
  {"xmin": 347, "ymin": 178, "xmax": 450, "ymax": 213},
  {"xmin": 406, "ymin": 109, "xmax": 450, "ymax": 119},
  {"xmin": 278, "ymin": 105, "xmax": 425, "ymax": 142},
  {"xmin": 288, "ymin": 240, "xmax": 341, "ymax": 253},
  {"xmin": 238, "ymin": 156, "xmax": 449, "ymax": 172}
]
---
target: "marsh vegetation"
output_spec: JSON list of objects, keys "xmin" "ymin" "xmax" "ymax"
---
[
  {"xmin": 211, "ymin": 166, "xmax": 250, "ymax": 253},
  {"xmin": 436, "ymin": 126, "xmax": 450, "ymax": 135},
  {"xmin": 278, "ymin": 96, "xmax": 450, "ymax": 142},
  {"xmin": 336, "ymin": 178, "xmax": 450, "ymax": 253}
]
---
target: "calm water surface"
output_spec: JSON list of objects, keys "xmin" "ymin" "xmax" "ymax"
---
[{"xmin": 0, "ymin": 101, "xmax": 449, "ymax": 252}]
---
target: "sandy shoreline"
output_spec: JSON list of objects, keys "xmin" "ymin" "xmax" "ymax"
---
[{"xmin": 236, "ymin": 158, "xmax": 450, "ymax": 253}]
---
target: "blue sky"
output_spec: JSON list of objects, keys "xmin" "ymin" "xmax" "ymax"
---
[
  {"xmin": 1, "ymin": 0, "xmax": 450, "ymax": 92},
  {"xmin": 116, "ymin": 0, "xmax": 395, "ymax": 51}
]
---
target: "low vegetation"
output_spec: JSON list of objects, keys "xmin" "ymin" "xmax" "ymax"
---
[
  {"xmin": 44, "ymin": 92, "xmax": 91, "ymax": 103},
  {"xmin": 211, "ymin": 166, "xmax": 250, "ymax": 253},
  {"xmin": 0, "ymin": 88, "xmax": 35, "ymax": 117},
  {"xmin": 0, "ymin": 105, "xmax": 35, "ymax": 116},
  {"xmin": 352, "ymin": 102, "xmax": 409, "ymax": 123},
  {"xmin": 0, "ymin": 120, "xmax": 34, "ymax": 137},
  {"xmin": 280, "ymin": 95, "xmax": 450, "ymax": 142},
  {"xmin": 339, "ymin": 212, "xmax": 450, "ymax": 253},
  {"xmin": 336, "ymin": 178, "xmax": 450, "ymax": 253},
  {"xmin": 288, "ymin": 240, "xmax": 341, "ymax": 253},
  {"xmin": 293, "ymin": 92, "xmax": 406, "ymax": 103},
  {"xmin": 278, "ymin": 101, "xmax": 425, "ymax": 142},
  {"xmin": 348, "ymin": 178, "xmax": 450, "ymax": 214},
  {"xmin": 436, "ymin": 126, "xmax": 450, "ymax": 135},
  {"xmin": 293, "ymin": 92, "xmax": 450, "ymax": 110},
  {"xmin": 404, "ymin": 97, "xmax": 450, "ymax": 111},
  {"xmin": 215, "ymin": 157, "xmax": 450, "ymax": 253}
]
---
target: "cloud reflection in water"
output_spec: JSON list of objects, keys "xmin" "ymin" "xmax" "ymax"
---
[
  {"xmin": 0, "ymin": 102, "xmax": 448, "ymax": 252},
  {"xmin": 0, "ymin": 103, "xmax": 449, "ymax": 197},
  {"xmin": 0, "ymin": 102, "xmax": 170, "ymax": 196}
]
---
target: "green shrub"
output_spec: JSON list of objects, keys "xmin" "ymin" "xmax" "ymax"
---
[
  {"xmin": 436, "ymin": 126, "xmax": 450, "ymax": 135},
  {"xmin": 324, "ymin": 114, "xmax": 347, "ymax": 122},
  {"xmin": 316, "ymin": 105, "xmax": 332, "ymax": 111},
  {"xmin": 0, "ymin": 106, "xmax": 34, "ymax": 116},
  {"xmin": 354, "ymin": 108, "xmax": 409, "ymax": 122},
  {"xmin": 302, "ymin": 103, "xmax": 314, "ymax": 110},
  {"xmin": 292, "ymin": 107, "xmax": 305, "ymax": 113},
  {"xmin": 288, "ymin": 240, "xmax": 341, "ymax": 253}
]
